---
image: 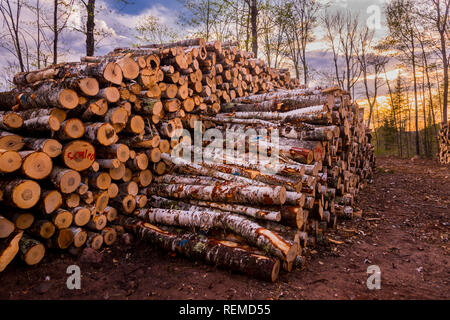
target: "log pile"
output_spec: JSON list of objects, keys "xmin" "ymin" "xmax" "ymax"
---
[
  {"xmin": 0, "ymin": 38, "xmax": 375, "ymax": 282},
  {"xmin": 438, "ymin": 124, "xmax": 449, "ymax": 164}
]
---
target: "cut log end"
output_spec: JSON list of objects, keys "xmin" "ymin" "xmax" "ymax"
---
[
  {"xmin": 12, "ymin": 180, "xmax": 41, "ymax": 209},
  {"xmin": 20, "ymin": 236, "xmax": 45, "ymax": 265},
  {"xmin": 59, "ymin": 89, "xmax": 79, "ymax": 109}
]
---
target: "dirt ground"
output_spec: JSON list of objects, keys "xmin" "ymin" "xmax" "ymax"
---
[{"xmin": 0, "ymin": 157, "xmax": 448, "ymax": 300}]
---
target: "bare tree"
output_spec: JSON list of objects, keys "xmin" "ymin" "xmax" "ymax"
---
[
  {"xmin": 283, "ymin": 0, "xmax": 319, "ymax": 86},
  {"xmin": 357, "ymin": 27, "xmax": 388, "ymax": 127},
  {"xmin": 424, "ymin": 0, "xmax": 449, "ymax": 124},
  {"xmin": 0, "ymin": 0, "xmax": 26, "ymax": 71},
  {"xmin": 323, "ymin": 10, "xmax": 361, "ymax": 93},
  {"xmin": 136, "ymin": 15, "xmax": 177, "ymax": 45},
  {"xmin": 386, "ymin": 0, "xmax": 421, "ymax": 155}
]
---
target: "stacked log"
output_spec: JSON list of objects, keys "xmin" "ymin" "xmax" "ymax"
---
[
  {"xmin": 0, "ymin": 38, "xmax": 374, "ymax": 282},
  {"xmin": 438, "ymin": 124, "xmax": 449, "ymax": 164}
]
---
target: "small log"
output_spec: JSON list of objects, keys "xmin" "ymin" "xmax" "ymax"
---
[
  {"xmin": 0, "ymin": 150, "xmax": 22, "ymax": 173},
  {"xmin": 69, "ymin": 227, "xmax": 88, "ymax": 248},
  {"xmin": 72, "ymin": 207, "xmax": 91, "ymax": 227},
  {"xmin": 2, "ymin": 211, "xmax": 34, "ymax": 230},
  {"xmin": 0, "ymin": 230, "xmax": 23, "ymax": 272},
  {"xmin": 50, "ymin": 167, "xmax": 81, "ymax": 194},
  {"xmin": 29, "ymin": 220, "xmax": 55, "ymax": 239},
  {"xmin": 23, "ymin": 138, "xmax": 62, "ymax": 158},
  {"xmin": 19, "ymin": 234, "xmax": 45, "ymax": 265},
  {"xmin": 0, "ymin": 215, "xmax": 15, "ymax": 238},
  {"xmin": 39, "ymin": 190, "xmax": 63, "ymax": 214}
]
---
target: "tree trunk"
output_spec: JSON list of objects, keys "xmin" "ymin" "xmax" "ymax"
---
[
  {"xmin": 19, "ymin": 234, "xmax": 45, "ymax": 265},
  {"xmin": 53, "ymin": 0, "xmax": 58, "ymax": 64},
  {"xmin": 86, "ymin": 0, "xmax": 96, "ymax": 56}
]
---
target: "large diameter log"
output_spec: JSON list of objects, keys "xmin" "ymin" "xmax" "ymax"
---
[
  {"xmin": 136, "ymin": 208, "xmax": 297, "ymax": 262},
  {"xmin": 0, "ymin": 179, "xmax": 41, "ymax": 209},
  {"xmin": 0, "ymin": 230, "xmax": 23, "ymax": 272},
  {"xmin": 19, "ymin": 234, "xmax": 45, "ymax": 265},
  {"xmin": 122, "ymin": 218, "xmax": 280, "ymax": 282},
  {"xmin": 19, "ymin": 151, "xmax": 53, "ymax": 180},
  {"xmin": 23, "ymin": 138, "xmax": 62, "ymax": 158},
  {"xmin": 62, "ymin": 140, "xmax": 96, "ymax": 171},
  {"xmin": 116, "ymin": 57, "xmax": 139, "ymax": 80},
  {"xmin": 0, "ymin": 150, "xmax": 22, "ymax": 173},
  {"xmin": 148, "ymin": 183, "xmax": 286, "ymax": 205},
  {"xmin": 50, "ymin": 167, "xmax": 81, "ymax": 194}
]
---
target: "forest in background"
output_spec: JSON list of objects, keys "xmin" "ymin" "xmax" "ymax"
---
[{"xmin": 0, "ymin": 0, "xmax": 448, "ymax": 158}]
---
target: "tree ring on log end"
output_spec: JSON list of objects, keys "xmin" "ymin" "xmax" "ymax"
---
[
  {"xmin": 63, "ymin": 140, "xmax": 95, "ymax": 171},
  {"xmin": 13, "ymin": 180, "xmax": 40, "ymax": 209}
]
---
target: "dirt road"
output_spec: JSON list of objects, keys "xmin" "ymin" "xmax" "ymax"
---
[{"xmin": 1, "ymin": 157, "xmax": 448, "ymax": 300}]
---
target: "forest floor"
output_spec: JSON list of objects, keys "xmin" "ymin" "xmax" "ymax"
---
[{"xmin": 0, "ymin": 157, "xmax": 449, "ymax": 300}]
